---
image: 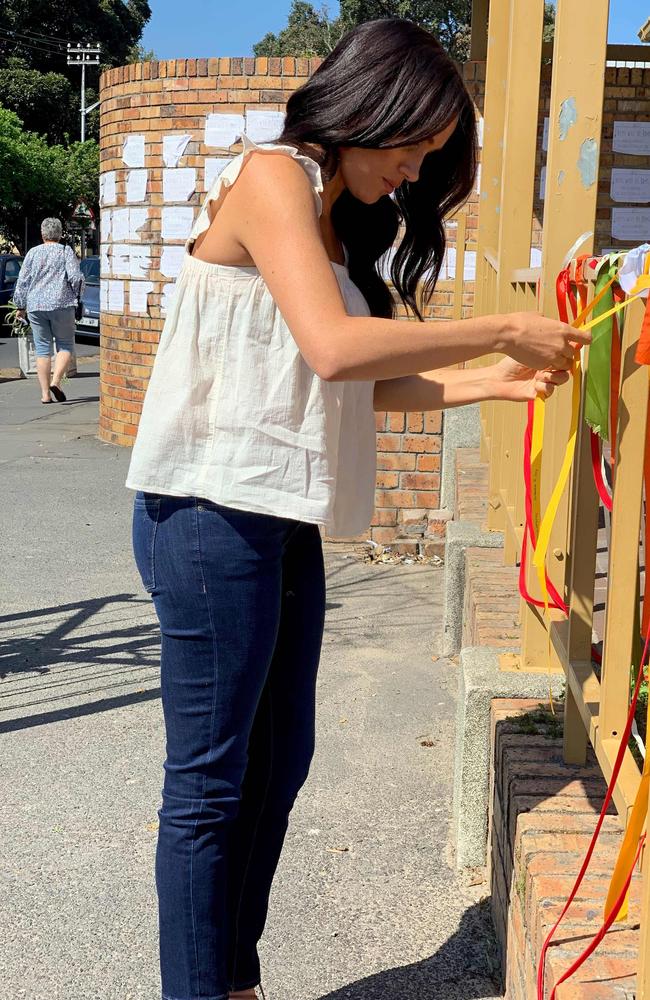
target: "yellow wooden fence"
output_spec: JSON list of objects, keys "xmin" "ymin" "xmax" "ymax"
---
[{"xmin": 471, "ymin": 0, "xmax": 650, "ymax": 992}]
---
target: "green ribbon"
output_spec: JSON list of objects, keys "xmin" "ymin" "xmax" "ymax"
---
[{"xmin": 584, "ymin": 256, "xmax": 619, "ymax": 440}]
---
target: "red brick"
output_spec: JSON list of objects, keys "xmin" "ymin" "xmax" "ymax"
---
[{"xmin": 376, "ymin": 434, "xmax": 402, "ymax": 452}]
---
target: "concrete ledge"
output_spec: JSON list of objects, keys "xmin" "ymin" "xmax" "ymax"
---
[
  {"xmin": 452, "ymin": 646, "xmax": 554, "ymax": 870},
  {"xmin": 440, "ymin": 403, "xmax": 481, "ymax": 513},
  {"xmin": 442, "ymin": 520, "xmax": 503, "ymax": 657}
]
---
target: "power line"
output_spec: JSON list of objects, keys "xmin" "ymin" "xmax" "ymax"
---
[
  {"xmin": 0, "ymin": 29, "xmax": 68, "ymax": 58},
  {"xmin": 0, "ymin": 25, "xmax": 76, "ymax": 48}
]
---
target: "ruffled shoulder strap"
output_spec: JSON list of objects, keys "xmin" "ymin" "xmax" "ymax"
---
[{"xmin": 186, "ymin": 135, "xmax": 324, "ymax": 252}]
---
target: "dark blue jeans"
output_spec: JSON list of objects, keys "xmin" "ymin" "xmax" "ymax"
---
[{"xmin": 132, "ymin": 494, "xmax": 326, "ymax": 1000}]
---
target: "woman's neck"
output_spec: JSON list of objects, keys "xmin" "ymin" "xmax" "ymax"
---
[{"xmin": 320, "ymin": 169, "xmax": 345, "ymax": 220}]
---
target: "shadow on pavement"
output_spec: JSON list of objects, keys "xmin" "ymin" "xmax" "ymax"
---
[{"xmin": 315, "ymin": 902, "xmax": 500, "ymax": 1000}]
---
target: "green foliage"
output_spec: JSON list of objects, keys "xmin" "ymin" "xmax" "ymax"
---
[
  {"xmin": 0, "ymin": 108, "xmax": 99, "ymax": 252},
  {"xmin": 254, "ymin": 0, "xmax": 556, "ymax": 62},
  {"xmin": 0, "ymin": 59, "xmax": 77, "ymax": 143}
]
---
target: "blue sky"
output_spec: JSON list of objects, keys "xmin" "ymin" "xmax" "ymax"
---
[{"xmin": 142, "ymin": 1, "xmax": 647, "ymax": 58}]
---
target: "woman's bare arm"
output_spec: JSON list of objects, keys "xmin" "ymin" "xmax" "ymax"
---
[{"xmin": 214, "ymin": 153, "xmax": 589, "ymax": 381}]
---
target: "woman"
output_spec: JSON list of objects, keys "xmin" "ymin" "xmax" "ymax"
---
[
  {"xmin": 127, "ymin": 19, "xmax": 587, "ymax": 1000},
  {"xmin": 13, "ymin": 217, "xmax": 84, "ymax": 404}
]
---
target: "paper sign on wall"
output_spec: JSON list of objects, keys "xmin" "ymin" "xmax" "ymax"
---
[
  {"xmin": 100, "ymin": 172, "xmax": 116, "ymax": 206},
  {"xmin": 163, "ymin": 134, "xmax": 192, "ymax": 168},
  {"xmin": 126, "ymin": 169, "xmax": 148, "ymax": 203},
  {"xmin": 530, "ymin": 247, "xmax": 543, "ymax": 268},
  {"xmin": 160, "ymin": 245, "xmax": 186, "ymax": 278},
  {"xmin": 162, "ymin": 207, "xmax": 194, "ymax": 240},
  {"xmin": 100, "ymin": 209, "xmax": 112, "ymax": 241},
  {"xmin": 100, "ymin": 279, "xmax": 108, "ymax": 311},
  {"xmin": 112, "ymin": 243, "xmax": 130, "ymax": 276},
  {"xmin": 476, "ymin": 116, "xmax": 484, "ymax": 148},
  {"xmin": 100, "ymin": 245, "xmax": 111, "ymax": 278},
  {"xmin": 539, "ymin": 165, "xmax": 547, "ymax": 201},
  {"xmin": 446, "ymin": 249, "xmax": 477, "ymax": 281},
  {"xmin": 163, "ymin": 168, "xmax": 196, "ymax": 202},
  {"xmin": 161, "ymin": 282, "xmax": 177, "ymax": 316},
  {"xmin": 111, "ymin": 208, "xmax": 130, "ymax": 242},
  {"xmin": 612, "ymin": 207, "xmax": 650, "ymax": 241},
  {"xmin": 245, "ymin": 110, "xmax": 285, "ymax": 144},
  {"xmin": 613, "ymin": 121, "xmax": 650, "ymax": 156},
  {"xmin": 129, "ymin": 208, "xmax": 149, "ymax": 241},
  {"xmin": 123, "ymin": 134, "xmax": 145, "ymax": 167},
  {"xmin": 108, "ymin": 280, "xmax": 125, "ymax": 313},
  {"xmin": 205, "ymin": 113, "xmax": 245, "ymax": 148},
  {"xmin": 129, "ymin": 246, "xmax": 152, "ymax": 279},
  {"xmin": 542, "ymin": 117, "xmax": 549, "ymax": 153},
  {"xmin": 129, "ymin": 281, "xmax": 155, "ymax": 314},
  {"xmin": 205, "ymin": 157, "xmax": 233, "ymax": 191},
  {"xmin": 610, "ymin": 168, "xmax": 650, "ymax": 204}
]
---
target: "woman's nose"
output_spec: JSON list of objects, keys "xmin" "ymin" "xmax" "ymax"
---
[{"xmin": 400, "ymin": 158, "xmax": 422, "ymax": 183}]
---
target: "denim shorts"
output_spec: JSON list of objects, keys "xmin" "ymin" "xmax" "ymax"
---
[{"xmin": 28, "ymin": 307, "xmax": 76, "ymax": 357}]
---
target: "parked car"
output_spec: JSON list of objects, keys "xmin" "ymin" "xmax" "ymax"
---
[
  {"xmin": 0, "ymin": 254, "xmax": 23, "ymax": 321},
  {"xmin": 77, "ymin": 255, "xmax": 100, "ymax": 338}
]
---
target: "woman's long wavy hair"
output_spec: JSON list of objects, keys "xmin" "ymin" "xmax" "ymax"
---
[{"xmin": 279, "ymin": 18, "xmax": 477, "ymax": 320}]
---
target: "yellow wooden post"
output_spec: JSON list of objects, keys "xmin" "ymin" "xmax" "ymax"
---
[
  {"xmin": 487, "ymin": 0, "xmax": 544, "ymax": 543},
  {"xmin": 521, "ymin": 0, "xmax": 609, "ymax": 670}
]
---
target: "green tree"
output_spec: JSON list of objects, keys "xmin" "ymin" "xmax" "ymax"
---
[
  {"xmin": 254, "ymin": 0, "xmax": 555, "ymax": 62},
  {"xmin": 0, "ymin": 108, "xmax": 99, "ymax": 252},
  {"xmin": 0, "ymin": 59, "xmax": 77, "ymax": 143}
]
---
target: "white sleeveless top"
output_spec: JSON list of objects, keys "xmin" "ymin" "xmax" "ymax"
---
[{"xmin": 126, "ymin": 136, "xmax": 377, "ymax": 537}]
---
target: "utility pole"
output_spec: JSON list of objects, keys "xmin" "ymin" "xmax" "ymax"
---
[{"xmin": 67, "ymin": 43, "xmax": 101, "ymax": 142}]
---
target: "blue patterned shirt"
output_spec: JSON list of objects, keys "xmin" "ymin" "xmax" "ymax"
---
[{"xmin": 13, "ymin": 243, "xmax": 85, "ymax": 312}]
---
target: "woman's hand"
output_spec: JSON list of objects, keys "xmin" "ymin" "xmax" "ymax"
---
[
  {"xmin": 490, "ymin": 357, "xmax": 571, "ymax": 403},
  {"xmin": 16, "ymin": 309, "xmax": 26, "ymax": 320},
  {"xmin": 502, "ymin": 311, "xmax": 590, "ymax": 371}
]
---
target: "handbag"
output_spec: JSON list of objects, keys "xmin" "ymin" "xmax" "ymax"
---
[{"xmin": 63, "ymin": 246, "xmax": 84, "ymax": 321}]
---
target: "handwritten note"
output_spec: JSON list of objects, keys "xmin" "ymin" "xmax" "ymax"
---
[
  {"xmin": 108, "ymin": 279, "xmax": 125, "ymax": 313},
  {"xmin": 122, "ymin": 134, "xmax": 145, "ymax": 167},
  {"xmin": 612, "ymin": 207, "xmax": 650, "ymax": 241},
  {"xmin": 163, "ymin": 134, "xmax": 192, "ymax": 168},
  {"xmin": 129, "ymin": 208, "xmax": 149, "ymax": 241},
  {"xmin": 613, "ymin": 121, "xmax": 650, "ymax": 156},
  {"xmin": 111, "ymin": 208, "xmax": 130, "ymax": 242},
  {"xmin": 162, "ymin": 207, "xmax": 194, "ymax": 241},
  {"xmin": 610, "ymin": 168, "xmax": 650, "ymax": 204},
  {"xmin": 100, "ymin": 172, "xmax": 116, "ymax": 206},
  {"xmin": 129, "ymin": 281, "xmax": 155, "ymax": 314},
  {"xmin": 205, "ymin": 157, "xmax": 233, "ymax": 191},
  {"xmin": 160, "ymin": 246, "xmax": 186, "ymax": 278},
  {"xmin": 205, "ymin": 113, "xmax": 244, "ymax": 148},
  {"xmin": 163, "ymin": 168, "xmax": 196, "ymax": 202},
  {"xmin": 126, "ymin": 169, "xmax": 148, "ymax": 203},
  {"xmin": 100, "ymin": 209, "xmax": 112, "ymax": 241},
  {"xmin": 245, "ymin": 110, "xmax": 285, "ymax": 144}
]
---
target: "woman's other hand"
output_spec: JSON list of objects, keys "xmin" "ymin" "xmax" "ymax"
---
[
  {"xmin": 491, "ymin": 357, "xmax": 571, "ymax": 402},
  {"xmin": 16, "ymin": 309, "xmax": 26, "ymax": 320},
  {"xmin": 502, "ymin": 311, "xmax": 590, "ymax": 371}
]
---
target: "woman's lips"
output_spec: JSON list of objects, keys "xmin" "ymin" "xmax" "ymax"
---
[{"xmin": 382, "ymin": 178, "xmax": 395, "ymax": 194}]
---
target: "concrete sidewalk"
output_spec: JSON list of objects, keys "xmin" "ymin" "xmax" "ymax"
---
[{"xmin": 0, "ymin": 372, "xmax": 500, "ymax": 1000}]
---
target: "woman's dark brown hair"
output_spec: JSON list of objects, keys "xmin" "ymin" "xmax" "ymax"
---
[{"xmin": 279, "ymin": 17, "xmax": 478, "ymax": 319}]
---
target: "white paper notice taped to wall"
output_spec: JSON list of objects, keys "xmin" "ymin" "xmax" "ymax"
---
[
  {"xmin": 129, "ymin": 246, "xmax": 152, "ymax": 279},
  {"xmin": 100, "ymin": 172, "xmax": 116, "ymax": 206},
  {"xmin": 129, "ymin": 208, "xmax": 149, "ymax": 241},
  {"xmin": 111, "ymin": 243, "xmax": 130, "ymax": 277},
  {"xmin": 446, "ymin": 249, "xmax": 477, "ymax": 281},
  {"xmin": 542, "ymin": 117, "xmax": 549, "ymax": 153},
  {"xmin": 163, "ymin": 168, "xmax": 196, "ymax": 202},
  {"xmin": 111, "ymin": 208, "xmax": 130, "ymax": 242},
  {"xmin": 613, "ymin": 121, "xmax": 650, "ymax": 156},
  {"xmin": 612, "ymin": 207, "xmax": 650, "ymax": 241},
  {"xmin": 100, "ymin": 279, "xmax": 108, "ymax": 311},
  {"xmin": 205, "ymin": 113, "xmax": 245, "ymax": 148},
  {"xmin": 163, "ymin": 134, "xmax": 192, "ymax": 168},
  {"xmin": 129, "ymin": 281, "xmax": 155, "ymax": 314},
  {"xmin": 160, "ymin": 245, "xmax": 186, "ymax": 278},
  {"xmin": 162, "ymin": 207, "xmax": 194, "ymax": 240},
  {"xmin": 245, "ymin": 110, "xmax": 285, "ymax": 144},
  {"xmin": 205, "ymin": 157, "xmax": 233, "ymax": 191},
  {"xmin": 100, "ymin": 209, "xmax": 112, "ymax": 241},
  {"xmin": 108, "ymin": 280, "xmax": 125, "ymax": 313},
  {"xmin": 126, "ymin": 169, "xmax": 148, "ymax": 203},
  {"xmin": 610, "ymin": 168, "xmax": 650, "ymax": 204},
  {"xmin": 100, "ymin": 245, "xmax": 111, "ymax": 278},
  {"xmin": 539, "ymin": 165, "xmax": 547, "ymax": 201},
  {"xmin": 123, "ymin": 134, "xmax": 145, "ymax": 167}
]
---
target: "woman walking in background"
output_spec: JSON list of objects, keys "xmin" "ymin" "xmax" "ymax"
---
[
  {"xmin": 127, "ymin": 19, "xmax": 587, "ymax": 1000},
  {"xmin": 13, "ymin": 217, "xmax": 84, "ymax": 404}
]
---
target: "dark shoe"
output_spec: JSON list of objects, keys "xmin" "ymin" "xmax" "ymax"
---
[{"xmin": 50, "ymin": 384, "xmax": 66, "ymax": 402}]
